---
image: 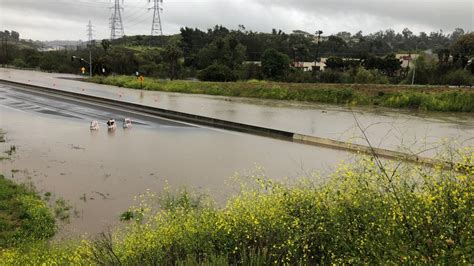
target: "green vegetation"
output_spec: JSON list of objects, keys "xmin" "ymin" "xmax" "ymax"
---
[
  {"xmin": 1, "ymin": 150, "xmax": 473, "ymax": 264},
  {"xmin": 4, "ymin": 145, "xmax": 16, "ymax": 156},
  {"xmin": 91, "ymin": 75, "xmax": 474, "ymax": 112},
  {"xmin": 53, "ymin": 198, "xmax": 72, "ymax": 222},
  {"xmin": 261, "ymin": 48, "xmax": 291, "ymax": 79},
  {"xmin": 0, "ymin": 175, "xmax": 55, "ymax": 248},
  {"xmin": 2, "ymin": 28, "xmax": 472, "ymax": 86},
  {"xmin": 197, "ymin": 63, "xmax": 236, "ymax": 82}
]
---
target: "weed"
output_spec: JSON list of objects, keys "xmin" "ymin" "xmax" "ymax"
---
[
  {"xmin": 1, "ymin": 150, "xmax": 473, "ymax": 264},
  {"xmin": 80, "ymin": 193, "xmax": 87, "ymax": 202},
  {"xmin": 5, "ymin": 145, "xmax": 17, "ymax": 156},
  {"xmin": 54, "ymin": 198, "xmax": 72, "ymax": 221},
  {"xmin": 119, "ymin": 211, "xmax": 134, "ymax": 221}
]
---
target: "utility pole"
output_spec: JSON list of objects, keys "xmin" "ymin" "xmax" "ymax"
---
[
  {"xmin": 1, "ymin": 36, "xmax": 7, "ymax": 67},
  {"xmin": 314, "ymin": 30, "xmax": 323, "ymax": 71},
  {"xmin": 87, "ymin": 20, "xmax": 94, "ymax": 78},
  {"xmin": 411, "ymin": 44, "xmax": 418, "ymax": 85},
  {"xmin": 110, "ymin": 0, "xmax": 125, "ymax": 40},
  {"xmin": 149, "ymin": 0, "xmax": 164, "ymax": 36}
]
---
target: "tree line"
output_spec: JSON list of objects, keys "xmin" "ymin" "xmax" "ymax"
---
[{"xmin": 1, "ymin": 27, "xmax": 473, "ymax": 85}]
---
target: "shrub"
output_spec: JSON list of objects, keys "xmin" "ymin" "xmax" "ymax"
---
[
  {"xmin": 441, "ymin": 69, "xmax": 473, "ymax": 86},
  {"xmin": 3, "ymin": 150, "xmax": 472, "ymax": 264},
  {"xmin": 0, "ymin": 176, "xmax": 55, "ymax": 248},
  {"xmin": 197, "ymin": 63, "xmax": 236, "ymax": 82},
  {"xmin": 11, "ymin": 58, "xmax": 27, "ymax": 68},
  {"xmin": 318, "ymin": 69, "xmax": 352, "ymax": 83},
  {"xmin": 354, "ymin": 67, "xmax": 389, "ymax": 84},
  {"xmin": 235, "ymin": 63, "xmax": 263, "ymax": 80},
  {"xmin": 261, "ymin": 49, "xmax": 290, "ymax": 79}
]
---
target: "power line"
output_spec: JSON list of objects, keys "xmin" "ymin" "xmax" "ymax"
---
[
  {"xmin": 149, "ymin": 0, "xmax": 163, "ymax": 36},
  {"xmin": 126, "ymin": 14, "xmax": 152, "ymax": 29},
  {"xmin": 122, "ymin": 8, "xmax": 150, "ymax": 21}
]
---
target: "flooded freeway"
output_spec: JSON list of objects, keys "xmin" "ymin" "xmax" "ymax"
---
[
  {"xmin": 2, "ymin": 69, "xmax": 474, "ymax": 156},
  {"xmin": 1, "ymin": 69, "xmax": 473, "ymax": 238},
  {"xmin": 0, "ymin": 83, "xmax": 349, "ymax": 237}
]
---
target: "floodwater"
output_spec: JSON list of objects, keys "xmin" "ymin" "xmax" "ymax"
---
[
  {"xmin": 1, "ymin": 69, "xmax": 473, "ymax": 237},
  {"xmin": 0, "ymin": 84, "xmax": 348, "ymax": 237},
  {"xmin": 1, "ymin": 68, "xmax": 473, "ymax": 156}
]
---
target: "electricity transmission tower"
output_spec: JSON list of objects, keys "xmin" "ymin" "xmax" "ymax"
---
[
  {"xmin": 86, "ymin": 20, "xmax": 93, "ymax": 77},
  {"xmin": 87, "ymin": 20, "xmax": 94, "ymax": 44},
  {"xmin": 149, "ymin": 0, "xmax": 163, "ymax": 36},
  {"xmin": 110, "ymin": 0, "xmax": 125, "ymax": 40}
]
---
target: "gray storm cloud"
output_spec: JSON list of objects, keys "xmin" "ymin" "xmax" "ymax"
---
[{"xmin": 0, "ymin": 0, "xmax": 472, "ymax": 40}]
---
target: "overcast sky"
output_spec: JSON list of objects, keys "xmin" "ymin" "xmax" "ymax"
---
[{"xmin": 0, "ymin": 0, "xmax": 472, "ymax": 41}]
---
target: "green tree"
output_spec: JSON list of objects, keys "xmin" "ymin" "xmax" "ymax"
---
[
  {"xmin": 10, "ymin": 31, "xmax": 20, "ymax": 41},
  {"xmin": 406, "ymin": 54, "xmax": 436, "ymax": 84},
  {"xmin": 101, "ymin": 40, "xmax": 111, "ymax": 54},
  {"xmin": 164, "ymin": 40, "xmax": 183, "ymax": 80},
  {"xmin": 261, "ymin": 48, "xmax": 290, "ymax": 79},
  {"xmin": 441, "ymin": 69, "xmax": 473, "ymax": 86},
  {"xmin": 381, "ymin": 54, "xmax": 402, "ymax": 76},
  {"xmin": 325, "ymin": 56, "xmax": 345, "ymax": 70},
  {"xmin": 450, "ymin": 33, "xmax": 474, "ymax": 69},
  {"xmin": 195, "ymin": 35, "xmax": 246, "ymax": 70}
]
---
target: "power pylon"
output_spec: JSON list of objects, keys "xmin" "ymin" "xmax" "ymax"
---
[
  {"xmin": 110, "ymin": 0, "xmax": 125, "ymax": 40},
  {"xmin": 86, "ymin": 20, "xmax": 94, "ymax": 77},
  {"xmin": 87, "ymin": 20, "xmax": 94, "ymax": 44},
  {"xmin": 149, "ymin": 0, "xmax": 163, "ymax": 36}
]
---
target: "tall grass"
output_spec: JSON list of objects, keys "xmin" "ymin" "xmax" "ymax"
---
[
  {"xmin": 2, "ymin": 150, "xmax": 473, "ymax": 264},
  {"xmin": 382, "ymin": 91, "xmax": 474, "ymax": 112},
  {"xmin": 90, "ymin": 76, "xmax": 474, "ymax": 112}
]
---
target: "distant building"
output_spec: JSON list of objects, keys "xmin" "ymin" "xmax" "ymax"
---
[
  {"xmin": 396, "ymin": 54, "xmax": 420, "ymax": 68},
  {"xmin": 316, "ymin": 36, "xmax": 330, "ymax": 43},
  {"xmin": 349, "ymin": 37, "xmax": 361, "ymax": 43},
  {"xmin": 292, "ymin": 30, "xmax": 314, "ymax": 38},
  {"xmin": 292, "ymin": 58, "xmax": 328, "ymax": 71},
  {"xmin": 243, "ymin": 60, "xmax": 328, "ymax": 71}
]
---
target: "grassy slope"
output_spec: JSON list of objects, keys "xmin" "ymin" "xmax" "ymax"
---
[
  {"xmin": 0, "ymin": 175, "xmax": 55, "ymax": 248},
  {"xmin": 90, "ymin": 76, "xmax": 474, "ymax": 112},
  {"xmin": 1, "ymin": 151, "xmax": 473, "ymax": 264}
]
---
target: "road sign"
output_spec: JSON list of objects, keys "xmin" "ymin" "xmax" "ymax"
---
[
  {"xmin": 138, "ymin": 75, "xmax": 144, "ymax": 89},
  {"xmin": 81, "ymin": 67, "xmax": 86, "ymax": 75}
]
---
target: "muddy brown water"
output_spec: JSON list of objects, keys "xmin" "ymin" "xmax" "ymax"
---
[
  {"xmin": 2, "ymin": 69, "xmax": 473, "ymax": 157},
  {"xmin": 1, "ymin": 69, "xmax": 473, "ymax": 238},
  {"xmin": 0, "ymin": 96, "xmax": 348, "ymax": 238}
]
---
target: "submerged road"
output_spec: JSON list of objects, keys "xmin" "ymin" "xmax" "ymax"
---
[
  {"xmin": 0, "ymin": 81, "xmax": 350, "ymax": 237},
  {"xmin": 1, "ymin": 68, "xmax": 473, "ymax": 237},
  {"xmin": 1, "ymin": 68, "xmax": 473, "ymax": 157},
  {"xmin": 1, "ymin": 80, "xmax": 464, "ymax": 167},
  {"xmin": 0, "ymin": 82, "xmax": 191, "ymax": 128}
]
